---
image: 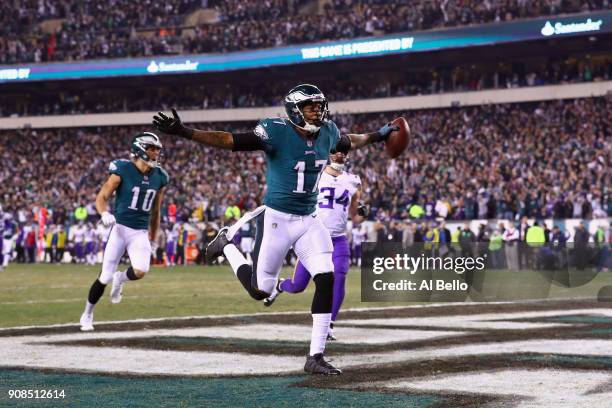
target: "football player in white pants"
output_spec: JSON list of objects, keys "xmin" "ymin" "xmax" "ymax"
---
[
  {"xmin": 239, "ymin": 220, "xmax": 256, "ymax": 263},
  {"xmin": 80, "ymin": 133, "xmax": 168, "ymax": 331},
  {"xmin": 153, "ymin": 84, "xmax": 399, "ymax": 375},
  {"xmin": 263, "ymin": 141, "xmax": 367, "ymax": 342}
]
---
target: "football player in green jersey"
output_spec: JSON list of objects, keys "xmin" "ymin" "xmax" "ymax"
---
[
  {"xmin": 80, "ymin": 132, "xmax": 169, "ymax": 331},
  {"xmin": 153, "ymin": 84, "xmax": 399, "ymax": 375}
]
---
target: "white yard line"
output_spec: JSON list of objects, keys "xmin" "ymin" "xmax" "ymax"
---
[
  {"xmin": 0, "ymin": 300, "xmax": 566, "ymax": 331},
  {"xmin": 375, "ymin": 369, "xmax": 612, "ymax": 408}
]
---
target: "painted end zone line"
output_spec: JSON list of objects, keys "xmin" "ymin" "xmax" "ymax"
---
[{"xmin": 0, "ymin": 298, "xmax": 594, "ymax": 331}]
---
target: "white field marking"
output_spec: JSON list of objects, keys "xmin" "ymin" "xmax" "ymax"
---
[
  {"xmin": 13, "ymin": 325, "xmax": 466, "ymax": 345},
  {"xmin": 0, "ymin": 300, "xmax": 586, "ymax": 331},
  {"xmin": 2, "ymin": 333, "xmax": 612, "ymax": 376},
  {"xmin": 375, "ymin": 369, "xmax": 612, "ymax": 408},
  {"xmin": 341, "ymin": 308, "xmax": 612, "ymax": 330}
]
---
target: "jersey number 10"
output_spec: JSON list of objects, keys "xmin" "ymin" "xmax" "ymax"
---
[{"xmin": 128, "ymin": 187, "xmax": 157, "ymax": 212}]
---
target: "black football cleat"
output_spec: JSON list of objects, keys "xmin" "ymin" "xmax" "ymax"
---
[
  {"xmin": 304, "ymin": 353, "xmax": 342, "ymax": 375},
  {"xmin": 206, "ymin": 227, "xmax": 230, "ymax": 263}
]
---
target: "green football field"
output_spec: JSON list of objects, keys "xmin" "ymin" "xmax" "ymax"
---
[
  {"xmin": 0, "ymin": 263, "xmax": 399, "ymax": 328},
  {"xmin": 1, "ymin": 263, "xmax": 610, "ymax": 328},
  {"xmin": 1, "ymin": 263, "xmax": 611, "ymax": 408}
]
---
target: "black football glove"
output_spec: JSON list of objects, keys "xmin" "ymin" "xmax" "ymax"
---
[
  {"xmin": 357, "ymin": 203, "xmax": 370, "ymax": 217},
  {"xmin": 152, "ymin": 108, "xmax": 193, "ymax": 139}
]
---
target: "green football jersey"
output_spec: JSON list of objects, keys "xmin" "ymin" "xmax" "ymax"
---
[
  {"xmin": 254, "ymin": 118, "xmax": 340, "ymax": 215},
  {"xmin": 109, "ymin": 159, "xmax": 169, "ymax": 230}
]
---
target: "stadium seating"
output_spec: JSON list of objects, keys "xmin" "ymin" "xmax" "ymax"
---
[
  {"xmin": 1, "ymin": 55, "xmax": 609, "ymax": 117},
  {"xmin": 1, "ymin": 0, "xmax": 609, "ymax": 63},
  {"xmin": 1, "ymin": 97, "xmax": 608, "ymax": 224}
]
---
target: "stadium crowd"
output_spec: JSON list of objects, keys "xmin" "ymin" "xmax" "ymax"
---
[
  {"xmin": 0, "ymin": 97, "xmax": 609, "ymax": 224},
  {"xmin": 1, "ymin": 0, "xmax": 609, "ymax": 63},
  {"xmin": 0, "ymin": 96, "xmax": 609, "ymax": 268},
  {"xmin": 3, "ymin": 56, "xmax": 610, "ymax": 117}
]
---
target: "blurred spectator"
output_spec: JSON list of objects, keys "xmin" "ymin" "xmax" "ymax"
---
[
  {"xmin": 0, "ymin": 0, "xmax": 609, "ymax": 64},
  {"xmin": 0, "ymin": 97, "xmax": 608, "ymax": 233},
  {"xmin": 3, "ymin": 56, "xmax": 611, "ymax": 117}
]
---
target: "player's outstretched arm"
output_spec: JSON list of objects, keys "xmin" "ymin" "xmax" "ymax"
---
[
  {"xmin": 346, "ymin": 122, "xmax": 400, "ymax": 149},
  {"xmin": 153, "ymin": 108, "xmax": 234, "ymax": 149},
  {"xmin": 96, "ymin": 174, "xmax": 121, "ymax": 214},
  {"xmin": 149, "ymin": 187, "xmax": 165, "ymax": 242}
]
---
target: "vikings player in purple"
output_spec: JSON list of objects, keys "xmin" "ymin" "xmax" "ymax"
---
[
  {"xmin": 1, "ymin": 212, "xmax": 17, "ymax": 270},
  {"xmin": 263, "ymin": 136, "xmax": 367, "ymax": 340}
]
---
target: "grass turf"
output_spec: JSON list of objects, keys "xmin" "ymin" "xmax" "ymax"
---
[
  {"xmin": 0, "ymin": 263, "xmax": 608, "ymax": 328},
  {"xmin": 0, "ymin": 263, "xmax": 400, "ymax": 328}
]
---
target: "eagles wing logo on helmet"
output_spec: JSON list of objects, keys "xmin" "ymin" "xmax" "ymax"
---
[
  {"xmin": 130, "ymin": 132, "xmax": 163, "ymax": 168},
  {"xmin": 284, "ymin": 84, "xmax": 329, "ymax": 134}
]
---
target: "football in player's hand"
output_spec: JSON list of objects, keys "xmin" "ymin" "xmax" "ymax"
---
[{"xmin": 385, "ymin": 117, "xmax": 410, "ymax": 159}]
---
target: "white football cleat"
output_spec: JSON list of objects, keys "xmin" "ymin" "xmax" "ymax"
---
[
  {"xmin": 79, "ymin": 312, "xmax": 94, "ymax": 332},
  {"xmin": 327, "ymin": 328, "xmax": 337, "ymax": 341},
  {"xmin": 263, "ymin": 279, "xmax": 284, "ymax": 307},
  {"xmin": 327, "ymin": 322, "xmax": 337, "ymax": 341},
  {"xmin": 110, "ymin": 271, "xmax": 124, "ymax": 304}
]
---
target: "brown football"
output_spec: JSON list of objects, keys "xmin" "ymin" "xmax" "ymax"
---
[{"xmin": 385, "ymin": 117, "xmax": 410, "ymax": 159}]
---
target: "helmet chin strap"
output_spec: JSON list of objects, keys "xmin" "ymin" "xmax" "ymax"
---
[
  {"xmin": 329, "ymin": 162, "xmax": 345, "ymax": 172},
  {"xmin": 145, "ymin": 159, "xmax": 159, "ymax": 168},
  {"xmin": 131, "ymin": 152, "xmax": 159, "ymax": 168},
  {"xmin": 300, "ymin": 122, "xmax": 321, "ymax": 134},
  {"xmin": 297, "ymin": 109, "xmax": 324, "ymax": 134}
]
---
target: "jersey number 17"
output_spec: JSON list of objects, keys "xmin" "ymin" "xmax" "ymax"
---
[{"xmin": 293, "ymin": 160, "xmax": 327, "ymax": 193}]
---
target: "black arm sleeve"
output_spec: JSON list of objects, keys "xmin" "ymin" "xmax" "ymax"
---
[{"xmin": 232, "ymin": 132, "xmax": 267, "ymax": 152}]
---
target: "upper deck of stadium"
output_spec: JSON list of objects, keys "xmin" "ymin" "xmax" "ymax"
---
[{"xmin": 1, "ymin": 0, "xmax": 610, "ymax": 65}]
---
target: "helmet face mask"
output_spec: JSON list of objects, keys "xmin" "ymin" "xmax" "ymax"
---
[
  {"xmin": 284, "ymin": 84, "xmax": 329, "ymax": 134},
  {"xmin": 131, "ymin": 132, "xmax": 163, "ymax": 168},
  {"xmin": 329, "ymin": 151, "xmax": 348, "ymax": 172}
]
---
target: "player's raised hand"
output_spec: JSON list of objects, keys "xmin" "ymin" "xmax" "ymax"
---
[
  {"xmin": 153, "ymin": 108, "xmax": 193, "ymax": 139},
  {"xmin": 377, "ymin": 122, "xmax": 400, "ymax": 140}
]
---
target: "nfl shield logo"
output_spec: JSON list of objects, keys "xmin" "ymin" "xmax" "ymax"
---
[
  {"xmin": 307, "ymin": 140, "xmax": 313, "ymax": 147},
  {"xmin": 272, "ymin": 223, "xmax": 277, "ymax": 229}
]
